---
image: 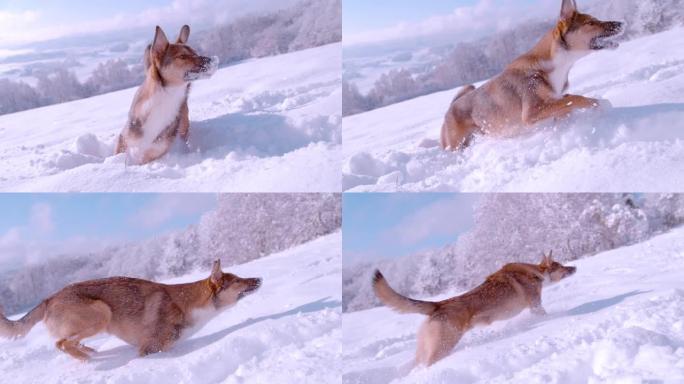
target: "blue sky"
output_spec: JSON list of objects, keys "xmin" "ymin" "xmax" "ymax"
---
[
  {"xmin": 0, "ymin": 194, "xmax": 216, "ymax": 268},
  {"xmin": 343, "ymin": 194, "xmax": 481, "ymax": 263},
  {"xmin": 0, "ymin": 0, "xmax": 169, "ymax": 22},
  {"xmin": 343, "ymin": 0, "xmax": 558, "ymax": 46}
]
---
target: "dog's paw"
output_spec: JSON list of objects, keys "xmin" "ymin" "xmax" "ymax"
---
[{"xmin": 595, "ymin": 98, "xmax": 614, "ymax": 109}]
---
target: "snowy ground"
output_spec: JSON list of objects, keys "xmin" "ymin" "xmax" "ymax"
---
[
  {"xmin": 343, "ymin": 28, "xmax": 684, "ymax": 192},
  {"xmin": 0, "ymin": 43, "xmax": 341, "ymax": 192},
  {"xmin": 342, "ymin": 227, "xmax": 684, "ymax": 384},
  {"xmin": 0, "ymin": 233, "xmax": 342, "ymax": 384}
]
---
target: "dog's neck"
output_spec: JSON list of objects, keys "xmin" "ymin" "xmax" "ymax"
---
[
  {"xmin": 545, "ymin": 47, "xmax": 587, "ymax": 96},
  {"xmin": 165, "ymin": 278, "xmax": 216, "ymax": 314},
  {"xmin": 525, "ymin": 30, "xmax": 589, "ymax": 97}
]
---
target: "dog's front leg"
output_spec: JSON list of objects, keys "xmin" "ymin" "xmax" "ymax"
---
[
  {"xmin": 531, "ymin": 305, "xmax": 547, "ymax": 316},
  {"xmin": 178, "ymin": 102, "xmax": 190, "ymax": 144},
  {"xmin": 523, "ymin": 95, "xmax": 600, "ymax": 126},
  {"xmin": 114, "ymin": 135, "xmax": 127, "ymax": 155},
  {"xmin": 530, "ymin": 293, "xmax": 547, "ymax": 316}
]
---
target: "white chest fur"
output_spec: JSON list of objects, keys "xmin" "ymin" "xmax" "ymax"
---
[
  {"xmin": 136, "ymin": 85, "xmax": 187, "ymax": 146},
  {"xmin": 545, "ymin": 50, "xmax": 587, "ymax": 97}
]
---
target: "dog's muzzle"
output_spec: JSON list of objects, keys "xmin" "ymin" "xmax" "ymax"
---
[
  {"xmin": 185, "ymin": 55, "xmax": 219, "ymax": 81},
  {"xmin": 238, "ymin": 278, "xmax": 262, "ymax": 299},
  {"xmin": 591, "ymin": 21, "xmax": 625, "ymax": 50}
]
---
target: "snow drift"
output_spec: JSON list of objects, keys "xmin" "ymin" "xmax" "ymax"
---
[
  {"xmin": 342, "ymin": 227, "xmax": 684, "ymax": 383},
  {"xmin": 0, "ymin": 44, "xmax": 341, "ymax": 192},
  {"xmin": 342, "ymin": 28, "xmax": 684, "ymax": 192},
  {"xmin": 0, "ymin": 233, "xmax": 342, "ymax": 384}
]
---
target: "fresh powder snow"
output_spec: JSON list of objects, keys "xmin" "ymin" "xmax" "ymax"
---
[
  {"xmin": 0, "ymin": 233, "xmax": 342, "ymax": 384},
  {"xmin": 342, "ymin": 227, "xmax": 684, "ymax": 383},
  {"xmin": 0, "ymin": 44, "xmax": 341, "ymax": 192},
  {"xmin": 343, "ymin": 28, "xmax": 684, "ymax": 192}
]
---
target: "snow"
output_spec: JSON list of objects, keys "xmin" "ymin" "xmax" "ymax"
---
[
  {"xmin": 0, "ymin": 44, "xmax": 341, "ymax": 192},
  {"xmin": 342, "ymin": 28, "xmax": 684, "ymax": 192},
  {"xmin": 342, "ymin": 227, "xmax": 684, "ymax": 384},
  {"xmin": 0, "ymin": 233, "xmax": 342, "ymax": 384}
]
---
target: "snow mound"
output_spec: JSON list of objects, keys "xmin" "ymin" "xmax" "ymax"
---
[
  {"xmin": 0, "ymin": 44, "xmax": 341, "ymax": 192},
  {"xmin": 343, "ymin": 28, "xmax": 684, "ymax": 192},
  {"xmin": 0, "ymin": 233, "xmax": 342, "ymax": 384},
  {"xmin": 342, "ymin": 227, "xmax": 684, "ymax": 383}
]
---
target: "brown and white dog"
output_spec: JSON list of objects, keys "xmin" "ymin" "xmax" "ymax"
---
[
  {"xmin": 441, "ymin": 0, "xmax": 624, "ymax": 150},
  {"xmin": 0, "ymin": 260, "xmax": 261, "ymax": 360},
  {"xmin": 372, "ymin": 252, "xmax": 576, "ymax": 366},
  {"xmin": 115, "ymin": 25, "xmax": 218, "ymax": 164}
]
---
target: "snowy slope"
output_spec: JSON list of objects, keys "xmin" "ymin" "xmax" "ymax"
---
[
  {"xmin": 0, "ymin": 233, "xmax": 342, "ymax": 384},
  {"xmin": 343, "ymin": 28, "xmax": 684, "ymax": 192},
  {"xmin": 342, "ymin": 227, "xmax": 684, "ymax": 384},
  {"xmin": 0, "ymin": 44, "xmax": 341, "ymax": 192}
]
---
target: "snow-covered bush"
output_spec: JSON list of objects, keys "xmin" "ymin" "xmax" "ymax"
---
[
  {"xmin": 0, "ymin": 79, "xmax": 42, "ymax": 115},
  {"xmin": 588, "ymin": 0, "xmax": 684, "ymax": 38},
  {"xmin": 84, "ymin": 59, "xmax": 144, "ymax": 95},
  {"xmin": 197, "ymin": 0, "xmax": 341, "ymax": 64},
  {"xmin": 196, "ymin": 194, "xmax": 341, "ymax": 267},
  {"xmin": 0, "ymin": 194, "xmax": 341, "ymax": 314},
  {"xmin": 343, "ymin": 194, "xmax": 682, "ymax": 313},
  {"xmin": 35, "ymin": 68, "xmax": 89, "ymax": 105}
]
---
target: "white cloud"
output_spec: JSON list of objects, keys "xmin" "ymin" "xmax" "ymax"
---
[
  {"xmin": 380, "ymin": 195, "xmax": 480, "ymax": 247},
  {"xmin": 29, "ymin": 202, "xmax": 54, "ymax": 234},
  {"xmin": 344, "ymin": 0, "xmax": 559, "ymax": 47},
  {"xmin": 0, "ymin": 0, "xmax": 300, "ymax": 46},
  {"xmin": 131, "ymin": 194, "xmax": 216, "ymax": 229}
]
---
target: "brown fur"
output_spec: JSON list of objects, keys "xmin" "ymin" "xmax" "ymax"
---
[
  {"xmin": 0, "ymin": 260, "xmax": 261, "ymax": 361},
  {"xmin": 372, "ymin": 251, "xmax": 576, "ymax": 366},
  {"xmin": 115, "ymin": 25, "xmax": 216, "ymax": 164},
  {"xmin": 441, "ymin": 0, "xmax": 624, "ymax": 150}
]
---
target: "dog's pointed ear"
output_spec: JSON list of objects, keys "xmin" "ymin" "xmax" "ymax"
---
[
  {"xmin": 177, "ymin": 25, "xmax": 190, "ymax": 44},
  {"xmin": 560, "ymin": 0, "xmax": 577, "ymax": 21},
  {"xmin": 210, "ymin": 259, "xmax": 222, "ymax": 284},
  {"xmin": 151, "ymin": 26, "xmax": 169, "ymax": 57},
  {"xmin": 540, "ymin": 252, "xmax": 550, "ymax": 267},
  {"xmin": 547, "ymin": 250, "xmax": 554, "ymax": 262},
  {"xmin": 143, "ymin": 44, "xmax": 152, "ymax": 69}
]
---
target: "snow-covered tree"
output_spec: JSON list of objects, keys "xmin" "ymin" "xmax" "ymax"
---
[
  {"xmin": 85, "ymin": 59, "xmax": 144, "ymax": 95},
  {"xmin": 0, "ymin": 79, "xmax": 43, "ymax": 115}
]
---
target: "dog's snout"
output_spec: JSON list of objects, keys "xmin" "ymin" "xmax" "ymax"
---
[
  {"xmin": 568, "ymin": 266, "xmax": 577, "ymax": 275},
  {"xmin": 608, "ymin": 21, "xmax": 624, "ymax": 34}
]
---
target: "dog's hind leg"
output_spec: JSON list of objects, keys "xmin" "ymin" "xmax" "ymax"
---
[
  {"xmin": 138, "ymin": 292, "xmax": 184, "ymax": 356},
  {"xmin": 47, "ymin": 299, "xmax": 112, "ymax": 360},
  {"xmin": 415, "ymin": 318, "xmax": 463, "ymax": 367},
  {"xmin": 441, "ymin": 109, "xmax": 477, "ymax": 151}
]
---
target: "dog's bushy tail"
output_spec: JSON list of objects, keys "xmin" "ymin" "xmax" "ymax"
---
[
  {"xmin": 0, "ymin": 301, "xmax": 46, "ymax": 339},
  {"xmin": 372, "ymin": 270, "xmax": 438, "ymax": 315}
]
